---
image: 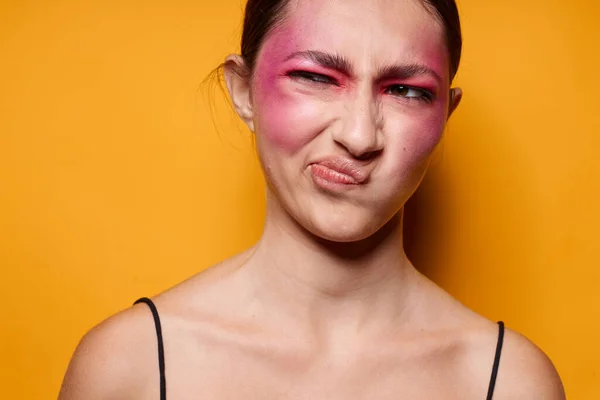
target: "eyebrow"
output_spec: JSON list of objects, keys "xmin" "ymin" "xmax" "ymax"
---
[
  {"xmin": 284, "ymin": 50, "xmax": 353, "ymax": 76},
  {"xmin": 284, "ymin": 50, "xmax": 442, "ymax": 84}
]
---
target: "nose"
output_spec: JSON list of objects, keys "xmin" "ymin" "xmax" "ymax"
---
[{"xmin": 332, "ymin": 89, "xmax": 383, "ymax": 159}]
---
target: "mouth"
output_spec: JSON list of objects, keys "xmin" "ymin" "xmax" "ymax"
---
[{"xmin": 309, "ymin": 157, "xmax": 371, "ymax": 191}]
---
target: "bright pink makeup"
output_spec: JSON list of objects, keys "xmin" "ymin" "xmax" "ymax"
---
[{"xmin": 251, "ymin": 29, "xmax": 339, "ymax": 154}]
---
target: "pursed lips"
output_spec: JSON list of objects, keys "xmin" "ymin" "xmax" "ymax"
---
[{"xmin": 309, "ymin": 156, "xmax": 373, "ymax": 185}]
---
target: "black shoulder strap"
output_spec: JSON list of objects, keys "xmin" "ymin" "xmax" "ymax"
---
[
  {"xmin": 134, "ymin": 297, "xmax": 167, "ymax": 400},
  {"xmin": 486, "ymin": 321, "xmax": 505, "ymax": 400}
]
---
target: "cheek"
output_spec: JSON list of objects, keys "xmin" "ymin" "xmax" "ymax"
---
[
  {"xmin": 252, "ymin": 72, "xmax": 331, "ymax": 154},
  {"xmin": 407, "ymin": 117, "xmax": 445, "ymax": 155},
  {"xmin": 385, "ymin": 110, "xmax": 447, "ymax": 172}
]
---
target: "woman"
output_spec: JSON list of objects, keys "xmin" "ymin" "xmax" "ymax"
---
[{"xmin": 59, "ymin": 0, "xmax": 565, "ymax": 398}]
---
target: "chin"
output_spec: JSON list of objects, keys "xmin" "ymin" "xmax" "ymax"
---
[{"xmin": 303, "ymin": 208, "xmax": 393, "ymax": 244}]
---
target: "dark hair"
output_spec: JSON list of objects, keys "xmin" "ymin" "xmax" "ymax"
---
[{"xmin": 240, "ymin": 0, "xmax": 462, "ymax": 81}]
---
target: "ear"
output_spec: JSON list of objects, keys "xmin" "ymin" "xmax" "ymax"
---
[
  {"xmin": 223, "ymin": 54, "xmax": 255, "ymax": 132},
  {"xmin": 447, "ymin": 87, "xmax": 463, "ymax": 119}
]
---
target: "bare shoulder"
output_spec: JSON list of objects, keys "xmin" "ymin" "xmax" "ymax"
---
[
  {"xmin": 58, "ymin": 250, "xmax": 252, "ymax": 399},
  {"xmin": 454, "ymin": 318, "xmax": 565, "ymax": 399},
  {"xmin": 414, "ymin": 276, "xmax": 565, "ymax": 399},
  {"xmin": 58, "ymin": 301, "xmax": 164, "ymax": 400},
  {"xmin": 490, "ymin": 327, "xmax": 565, "ymax": 399}
]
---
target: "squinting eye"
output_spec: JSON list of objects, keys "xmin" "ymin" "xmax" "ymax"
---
[
  {"xmin": 386, "ymin": 85, "xmax": 433, "ymax": 103},
  {"xmin": 288, "ymin": 71, "xmax": 336, "ymax": 85}
]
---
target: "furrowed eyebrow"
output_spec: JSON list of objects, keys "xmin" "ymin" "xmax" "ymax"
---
[
  {"xmin": 284, "ymin": 50, "xmax": 353, "ymax": 76},
  {"xmin": 284, "ymin": 50, "xmax": 442, "ymax": 84},
  {"xmin": 377, "ymin": 63, "xmax": 442, "ymax": 85}
]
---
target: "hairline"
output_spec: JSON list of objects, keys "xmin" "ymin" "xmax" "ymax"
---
[{"xmin": 246, "ymin": 0, "xmax": 455, "ymax": 82}]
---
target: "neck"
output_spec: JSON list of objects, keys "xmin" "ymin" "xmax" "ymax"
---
[{"xmin": 239, "ymin": 190, "xmax": 419, "ymax": 339}]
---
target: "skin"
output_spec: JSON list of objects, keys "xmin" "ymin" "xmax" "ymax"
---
[{"xmin": 59, "ymin": 0, "xmax": 565, "ymax": 399}]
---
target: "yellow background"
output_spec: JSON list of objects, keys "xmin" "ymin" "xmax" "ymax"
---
[{"xmin": 1, "ymin": 0, "xmax": 598, "ymax": 398}]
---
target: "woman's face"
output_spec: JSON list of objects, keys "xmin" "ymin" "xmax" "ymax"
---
[{"xmin": 246, "ymin": 0, "xmax": 458, "ymax": 242}]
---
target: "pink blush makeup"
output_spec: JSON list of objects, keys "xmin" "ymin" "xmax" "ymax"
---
[{"xmin": 251, "ymin": 29, "xmax": 339, "ymax": 154}]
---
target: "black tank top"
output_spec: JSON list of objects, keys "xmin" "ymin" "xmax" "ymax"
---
[{"xmin": 134, "ymin": 297, "xmax": 505, "ymax": 400}]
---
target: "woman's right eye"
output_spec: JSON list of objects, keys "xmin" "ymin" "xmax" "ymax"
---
[{"xmin": 288, "ymin": 71, "xmax": 336, "ymax": 85}]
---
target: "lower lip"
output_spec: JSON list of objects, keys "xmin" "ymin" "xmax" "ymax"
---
[{"xmin": 310, "ymin": 164, "xmax": 359, "ymax": 191}]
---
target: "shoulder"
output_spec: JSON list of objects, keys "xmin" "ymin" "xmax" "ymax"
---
[
  {"xmin": 414, "ymin": 279, "xmax": 565, "ymax": 398},
  {"xmin": 455, "ymin": 321, "xmax": 564, "ymax": 399},
  {"xmin": 58, "ymin": 253, "xmax": 250, "ymax": 399},
  {"xmin": 490, "ymin": 326, "xmax": 565, "ymax": 399},
  {"xmin": 58, "ymin": 300, "xmax": 162, "ymax": 399}
]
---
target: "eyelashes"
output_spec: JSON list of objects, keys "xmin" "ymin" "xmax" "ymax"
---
[
  {"xmin": 287, "ymin": 70, "xmax": 435, "ymax": 103},
  {"xmin": 384, "ymin": 85, "xmax": 434, "ymax": 103},
  {"xmin": 288, "ymin": 70, "xmax": 336, "ymax": 85}
]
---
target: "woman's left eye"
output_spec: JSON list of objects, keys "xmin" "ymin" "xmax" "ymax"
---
[{"xmin": 385, "ymin": 85, "xmax": 433, "ymax": 103}]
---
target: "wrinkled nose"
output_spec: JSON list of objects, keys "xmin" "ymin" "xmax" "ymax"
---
[{"xmin": 332, "ymin": 91, "xmax": 384, "ymax": 159}]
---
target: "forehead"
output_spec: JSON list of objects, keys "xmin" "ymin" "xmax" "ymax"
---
[{"xmin": 259, "ymin": 0, "xmax": 449, "ymax": 79}]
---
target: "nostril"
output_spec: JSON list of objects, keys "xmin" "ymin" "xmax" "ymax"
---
[{"xmin": 355, "ymin": 149, "xmax": 382, "ymax": 161}]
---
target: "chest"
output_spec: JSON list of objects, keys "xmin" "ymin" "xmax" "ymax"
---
[{"xmin": 161, "ymin": 353, "xmax": 486, "ymax": 400}]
